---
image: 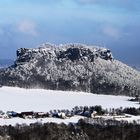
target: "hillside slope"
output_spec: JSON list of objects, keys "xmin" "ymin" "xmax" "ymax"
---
[{"xmin": 0, "ymin": 43, "xmax": 140, "ymax": 96}]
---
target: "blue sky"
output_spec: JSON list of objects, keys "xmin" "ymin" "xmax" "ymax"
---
[{"xmin": 0, "ymin": 0, "xmax": 140, "ymax": 64}]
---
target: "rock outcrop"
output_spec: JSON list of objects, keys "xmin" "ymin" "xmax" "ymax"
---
[
  {"xmin": 0, "ymin": 43, "xmax": 140, "ymax": 96},
  {"xmin": 15, "ymin": 44, "xmax": 113, "ymax": 65}
]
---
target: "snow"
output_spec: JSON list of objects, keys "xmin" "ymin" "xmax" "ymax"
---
[
  {"xmin": 0, "ymin": 86, "xmax": 139, "ymax": 126},
  {"xmin": 0, "ymin": 86, "xmax": 139, "ymax": 112},
  {"xmin": 114, "ymin": 115, "xmax": 140, "ymax": 123},
  {"xmin": 0, "ymin": 116, "xmax": 85, "ymax": 126}
]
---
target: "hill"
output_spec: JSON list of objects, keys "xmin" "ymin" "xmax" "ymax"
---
[{"xmin": 0, "ymin": 43, "xmax": 140, "ymax": 96}]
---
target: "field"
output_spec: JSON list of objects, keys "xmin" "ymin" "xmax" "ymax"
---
[
  {"xmin": 0, "ymin": 86, "xmax": 139, "ymax": 112},
  {"xmin": 0, "ymin": 86, "xmax": 139, "ymax": 125}
]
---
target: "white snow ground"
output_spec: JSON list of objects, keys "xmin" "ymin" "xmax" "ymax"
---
[
  {"xmin": 0, "ymin": 86, "xmax": 139, "ymax": 126},
  {"xmin": 0, "ymin": 116, "xmax": 85, "ymax": 126},
  {"xmin": 0, "ymin": 86, "xmax": 139, "ymax": 112}
]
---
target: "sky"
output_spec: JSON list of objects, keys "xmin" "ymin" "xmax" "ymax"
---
[{"xmin": 0, "ymin": 0, "xmax": 140, "ymax": 64}]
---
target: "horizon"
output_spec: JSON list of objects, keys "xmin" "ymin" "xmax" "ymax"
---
[{"xmin": 0, "ymin": 0, "xmax": 140, "ymax": 64}]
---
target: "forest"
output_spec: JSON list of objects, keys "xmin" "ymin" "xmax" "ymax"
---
[{"xmin": 0, "ymin": 119, "xmax": 140, "ymax": 140}]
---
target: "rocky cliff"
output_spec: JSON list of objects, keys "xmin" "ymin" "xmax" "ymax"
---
[{"xmin": 0, "ymin": 43, "xmax": 140, "ymax": 96}]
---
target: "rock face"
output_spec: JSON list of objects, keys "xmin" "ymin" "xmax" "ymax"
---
[
  {"xmin": 15, "ymin": 44, "xmax": 113, "ymax": 65},
  {"xmin": 0, "ymin": 43, "xmax": 140, "ymax": 96}
]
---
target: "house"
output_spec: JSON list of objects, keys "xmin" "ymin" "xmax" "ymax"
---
[
  {"xmin": 34, "ymin": 112, "xmax": 49, "ymax": 118},
  {"xmin": 7, "ymin": 111, "xmax": 18, "ymax": 118},
  {"xmin": 19, "ymin": 111, "xmax": 34, "ymax": 118},
  {"xmin": 91, "ymin": 111, "xmax": 97, "ymax": 118}
]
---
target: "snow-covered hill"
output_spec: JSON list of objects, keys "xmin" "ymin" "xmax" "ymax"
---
[{"xmin": 0, "ymin": 43, "xmax": 140, "ymax": 96}]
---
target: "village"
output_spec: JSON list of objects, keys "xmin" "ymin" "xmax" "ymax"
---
[{"xmin": 0, "ymin": 104, "xmax": 140, "ymax": 126}]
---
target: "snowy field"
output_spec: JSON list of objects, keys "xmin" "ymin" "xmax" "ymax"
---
[
  {"xmin": 0, "ymin": 86, "xmax": 139, "ymax": 126},
  {"xmin": 0, "ymin": 86, "xmax": 139, "ymax": 112}
]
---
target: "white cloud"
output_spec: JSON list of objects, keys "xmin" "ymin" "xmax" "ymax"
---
[
  {"xmin": 17, "ymin": 20, "xmax": 38, "ymax": 36},
  {"xmin": 102, "ymin": 26, "xmax": 121, "ymax": 40}
]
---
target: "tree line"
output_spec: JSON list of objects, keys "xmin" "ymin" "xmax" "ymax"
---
[{"xmin": 0, "ymin": 120, "xmax": 140, "ymax": 140}]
